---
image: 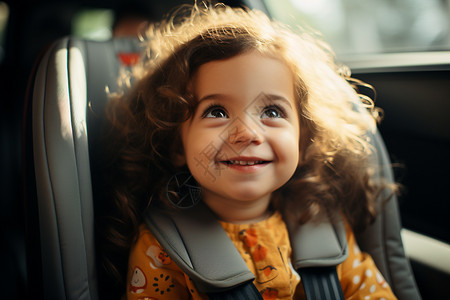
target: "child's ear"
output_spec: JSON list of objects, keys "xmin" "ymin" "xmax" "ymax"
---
[
  {"xmin": 171, "ymin": 135, "xmax": 186, "ymax": 167},
  {"xmin": 172, "ymin": 150, "xmax": 186, "ymax": 167},
  {"xmin": 298, "ymin": 123, "xmax": 312, "ymax": 164}
]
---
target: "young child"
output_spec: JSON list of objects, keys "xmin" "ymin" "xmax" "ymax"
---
[{"xmin": 104, "ymin": 3, "xmax": 397, "ymax": 299}]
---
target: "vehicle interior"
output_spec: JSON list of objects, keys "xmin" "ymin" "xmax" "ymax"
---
[{"xmin": 1, "ymin": 0, "xmax": 449, "ymax": 299}]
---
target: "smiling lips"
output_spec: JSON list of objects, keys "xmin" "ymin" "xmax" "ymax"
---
[
  {"xmin": 219, "ymin": 157, "xmax": 271, "ymax": 169},
  {"xmin": 227, "ymin": 160, "xmax": 266, "ymax": 166}
]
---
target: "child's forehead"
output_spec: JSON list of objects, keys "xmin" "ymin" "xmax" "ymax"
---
[
  {"xmin": 192, "ymin": 51, "xmax": 296, "ymax": 105},
  {"xmin": 193, "ymin": 51, "xmax": 292, "ymax": 81}
]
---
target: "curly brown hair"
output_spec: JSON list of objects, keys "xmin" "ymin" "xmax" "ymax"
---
[{"xmin": 100, "ymin": 2, "xmax": 395, "ymax": 294}]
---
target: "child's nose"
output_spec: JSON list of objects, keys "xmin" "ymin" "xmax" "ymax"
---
[{"xmin": 227, "ymin": 118, "xmax": 263, "ymax": 146}]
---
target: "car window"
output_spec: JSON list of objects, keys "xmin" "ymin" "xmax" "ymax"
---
[
  {"xmin": 263, "ymin": 0, "xmax": 450, "ymax": 56},
  {"xmin": 72, "ymin": 8, "xmax": 115, "ymax": 40},
  {"xmin": 0, "ymin": 1, "xmax": 9, "ymax": 63}
]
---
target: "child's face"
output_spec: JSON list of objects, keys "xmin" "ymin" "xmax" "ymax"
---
[{"xmin": 180, "ymin": 51, "xmax": 300, "ymax": 211}]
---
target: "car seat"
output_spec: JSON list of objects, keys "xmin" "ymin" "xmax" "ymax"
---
[{"xmin": 24, "ymin": 36, "xmax": 421, "ymax": 300}]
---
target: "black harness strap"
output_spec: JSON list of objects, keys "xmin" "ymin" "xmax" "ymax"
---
[
  {"xmin": 208, "ymin": 281, "xmax": 263, "ymax": 300},
  {"xmin": 207, "ymin": 267, "xmax": 343, "ymax": 300},
  {"xmin": 298, "ymin": 267, "xmax": 344, "ymax": 300}
]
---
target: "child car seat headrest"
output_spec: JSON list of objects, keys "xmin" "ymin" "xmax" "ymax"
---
[{"xmin": 30, "ymin": 36, "xmax": 142, "ymax": 300}]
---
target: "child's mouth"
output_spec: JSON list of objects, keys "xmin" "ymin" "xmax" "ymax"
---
[{"xmin": 225, "ymin": 160, "xmax": 267, "ymax": 166}]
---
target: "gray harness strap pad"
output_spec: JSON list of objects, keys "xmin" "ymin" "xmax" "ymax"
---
[
  {"xmin": 145, "ymin": 203, "xmax": 255, "ymax": 293},
  {"xmin": 287, "ymin": 212, "xmax": 348, "ymax": 269},
  {"xmin": 289, "ymin": 213, "xmax": 348, "ymax": 299}
]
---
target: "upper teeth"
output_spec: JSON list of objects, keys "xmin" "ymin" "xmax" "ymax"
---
[{"xmin": 229, "ymin": 160, "xmax": 263, "ymax": 165}]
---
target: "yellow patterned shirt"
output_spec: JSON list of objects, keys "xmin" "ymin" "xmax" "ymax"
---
[{"xmin": 126, "ymin": 212, "xmax": 397, "ymax": 300}]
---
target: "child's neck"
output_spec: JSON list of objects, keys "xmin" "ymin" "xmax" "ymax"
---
[{"xmin": 203, "ymin": 192, "xmax": 272, "ymax": 224}]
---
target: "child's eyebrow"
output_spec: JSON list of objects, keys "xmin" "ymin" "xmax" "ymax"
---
[
  {"xmin": 197, "ymin": 94, "xmax": 225, "ymax": 103},
  {"xmin": 262, "ymin": 94, "xmax": 293, "ymax": 109}
]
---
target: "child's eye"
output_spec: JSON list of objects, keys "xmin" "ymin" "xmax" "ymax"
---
[
  {"xmin": 202, "ymin": 105, "xmax": 229, "ymax": 118},
  {"xmin": 261, "ymin": 105, "xmax": 286, "ymax": 119}
]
